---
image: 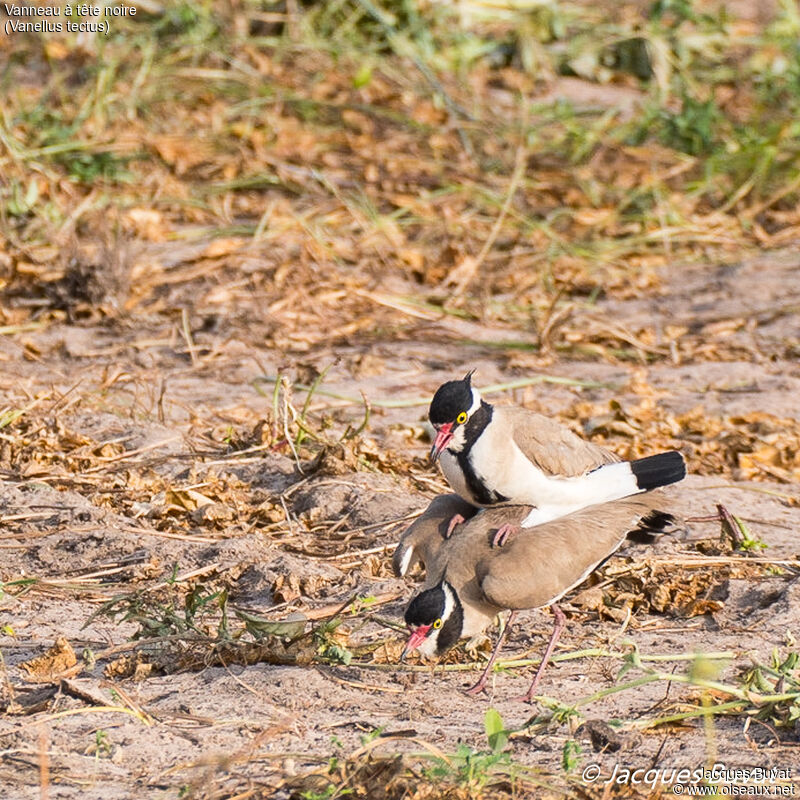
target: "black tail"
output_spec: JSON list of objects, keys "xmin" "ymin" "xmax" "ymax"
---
[
  {"xmin": 638, "ymin": 509, "xmax": 678, "ymax": 531},
  {"xmin": 626, "ymin": 510, "xmax": 680, "ymax": 543},
  {"xmin": 629, "ymin": 450, "xmax": 686, "ymax": 491}
]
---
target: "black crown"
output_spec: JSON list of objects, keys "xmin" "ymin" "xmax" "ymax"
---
[{"xmin": 429, "ymin": 371, "xmax": 474, "ymax": 425}]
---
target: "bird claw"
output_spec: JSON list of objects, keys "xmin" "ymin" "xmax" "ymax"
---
[
  {"xmin": 513, "ymin": 680, "xmax": 544, "ymax": 704},
  {"xmin": 492, "ymin": 523, "xmax": 518, "ymax": 548},
  {"xmin": 445, "ymin": 513, "xmax": 466, "ymax": 538},
  {"xmin": 464, "ymin": 680, "xmax": 488, "ymax": 697}
]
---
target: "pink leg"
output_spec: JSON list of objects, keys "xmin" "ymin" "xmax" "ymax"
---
[
  {"xmin": 492, "ymin": 523, "xmax": 519, "ymax": 548},
  {"xmin": 516, "ymin": 604, "xmax": 567, "ymax": 703},
  {"xmin": 465, "ymin": 611, "xmax": 517, "ymax": 696},
  {"xmin": 445, "ymin": 513, "xmax": 466, "ymax": 538}
]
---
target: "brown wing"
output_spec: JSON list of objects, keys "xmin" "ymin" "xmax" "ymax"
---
[
  {"xmin": 392, "ymin": 494, "xmax": 477, "ymax": 577},
  {"xmin": 498, "ymin": 407, "xmax": 618, "ymax": 477},
  {"xmin": 476, "ymin": 494, "xmax": 659, "ymax": 610}
]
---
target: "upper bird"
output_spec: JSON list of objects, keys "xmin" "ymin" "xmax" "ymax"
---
[{"xmin": 428, "ymin": 371, "xmax": 686, "ymax": 534}]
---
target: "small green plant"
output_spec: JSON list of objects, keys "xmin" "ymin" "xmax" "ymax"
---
[
  {"xmin": 649, "ymin": 0, "xmax": 698, "ymax": 24},
  {"xmin": 185, "ymin": 585, "xmax": 229, "ymax": 638},
  {"xmin": 741, "ymin": 648, "xmax": 800, "ymax": 727},
  {"xmin": 0, "ymin": 407, "xmax": 26, "ymax": 429},
  {"xmin": 55, "ymin": 150, "xmax": 134, "ymax": 184},
  {"xmin": 82, "ymin": 647, "xmax": 96, "ymax": 669},
  {"xmin": 659, "ymin": 94, "xmax": 722, "ymax": 156},
  {"xmin": 735, "ymin": 519, "xmax": 768, "ymax": 552},
  {"xmin": 300, "ymin": 785, "xmax": 349, "ymax": 800},
  {"xmin": 92, "ymin": 729, "xmax": 113, "ymax": 759},
  {"xmin": 423, "ymin": 709, "xmax": 515, "ymax": 791},
  {"xmin": 484, "ymin": 707, "xmax": 509, "ymax": 754},
  {"xmin": 561, "ymin": 740, "xmax": 582, "ymax": 772},
  {"xmin": 4, "ymin": 179, "xmax": 39, "ymax": 218},
  {"xmin": 86, "ymin": 578, "xmax": 228, "ymax": 640},
  {"xmin": 425, "ymin": 743, "xmax": 513, "ymax": 792},
  {"xmin": 155, "ymin": 1, "xmax": 217, "ymax": 41},
  {"xmin": 536, "ymin": 696, "xmax": 583, "ymax": 726},
  {"xmin": 313, "ymin": 618, "xmax": 353, "ymax": 666},
  {"xmin": 358, "ymin": 726, "xmax": 385, "ymax": 746},
  {"xmin": 166, "ymin": 563, "xmax": 180, "ymax": 585}
]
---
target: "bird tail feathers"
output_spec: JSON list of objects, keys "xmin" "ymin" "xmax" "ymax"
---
[{"xmin": 629, "ymin": 450, "xmax": 686, "ymax": 491}]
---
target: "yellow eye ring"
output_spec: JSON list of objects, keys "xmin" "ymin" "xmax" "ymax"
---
[
  {"xmin": 433, "ymin": 618, "xmax": 443, "ymax": 629},
  {"xmin": 456, "ymin": 412, "xmax": 467, "ymax": 424}
]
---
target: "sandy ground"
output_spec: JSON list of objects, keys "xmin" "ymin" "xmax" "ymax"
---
[{"xmin": 1, "ymin": 248, "xmax": 800, "ymax": 798}]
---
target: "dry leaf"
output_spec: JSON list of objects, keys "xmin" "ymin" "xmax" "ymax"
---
[
  {"xmin": 20, "ymin": 637, "xmax": 77, "ymax": 680},
  {"xmin": 123, "ymin": 208, "xmax": 168, "ymax": 241},
  {"xmin": 150, "ymin": 134, "xmax": 215, "ymax": 175},
  {"xmin": 202, "ymin": 238, "xmax": 245, "ymax": 259}
]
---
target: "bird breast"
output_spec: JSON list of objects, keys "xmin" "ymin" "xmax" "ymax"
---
[
  {"xmin": 440, "ymin": 450, "xmax": 482, "ymax": 506},
  {"xmin": 468, "ymin": 422, "xmax": 549, "ymax": 504}
]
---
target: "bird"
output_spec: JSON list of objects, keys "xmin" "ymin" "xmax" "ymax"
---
[
  {"xmin": 428, "ymin": 371, "xmax": 686, "ymax": 540},
  {"xmin": 394, "ymin": 491, "xmax": 674, "ymax": 700}
]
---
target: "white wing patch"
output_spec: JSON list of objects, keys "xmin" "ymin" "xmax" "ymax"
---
[{"xmin": 398, "ymin": 545, "xmax": 415, "ymax": 576}]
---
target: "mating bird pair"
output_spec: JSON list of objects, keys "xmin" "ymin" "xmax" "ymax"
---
[{"xmin": 394, "ymin": 372, "xmax": 686, "ymax": 700}]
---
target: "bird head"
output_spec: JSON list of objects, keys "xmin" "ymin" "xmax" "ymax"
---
[
  {"xmin": 428, "ymin": 371, "xmax": 482, "ymax": 460},
  {"xmin": 401, "ymin": 580, "xmax": 463, "ymax": 660}
]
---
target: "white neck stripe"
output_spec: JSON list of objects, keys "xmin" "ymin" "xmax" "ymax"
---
[
  {"xmin": 442, "ymin": 581, "xmax": 456, "ymax": 621},
  {"xmin": 468, "ymin": 387, "xmax": 482, "ymax": 416}
]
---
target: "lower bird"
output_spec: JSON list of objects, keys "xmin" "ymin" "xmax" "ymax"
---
[
  {"xmin": 428, "ymin": 371, "xmax": 686, "ymax": 539},
  {"xmin": 394, "ymin": 492, "xmax": 675, "ymax": 700}
]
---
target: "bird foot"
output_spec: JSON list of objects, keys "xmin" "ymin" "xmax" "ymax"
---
[
  {"xmin": 492, "ymin": 523, "xmax": 519, "ymax": 548},
  {"xmin": 464, "ymin": 679, "xmax": 488, "ymax": 697},
  {"xmin": 445, "ymin": 513, "xmax": 466, "ymax": 538},
  {"xmin": 513, "ymin": 678, "xmax": 544, "ymax": 704}
]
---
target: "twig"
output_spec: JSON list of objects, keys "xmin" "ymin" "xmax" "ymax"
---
[
  {"xmin": 698, "ymin": 484, "xmax": 798, "ymax": 502},
  {"xmin": 315, "ymin": 667, "xmax": 403, "ymax": 695},
  {"xmin": 9, "ymin": 705, "xmax": 153, "ymax": 731},
  {"xmin": 355, "ymin": 647, "xmax": 736, "ymax": 674},
  {"xmin": 82, "ymin": 436, "xmax": 181, "ymax": 472},
  {"xmin": 180, "ymin": 307, "xmax": 199, "ymax": 367}
]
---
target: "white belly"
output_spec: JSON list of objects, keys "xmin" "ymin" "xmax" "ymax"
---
[{"xmin": 461, "ymin": 600, "xmax": 498, "ymax": 638}]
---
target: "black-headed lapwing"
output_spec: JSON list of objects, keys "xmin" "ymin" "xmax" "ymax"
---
[
  {"xmin": 428, "ymin": 372, "xmax": 685, "ymax": 539},
  {"xmin": 394, "ymin": 492, "xmax": 673, "ymax": 700}
]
